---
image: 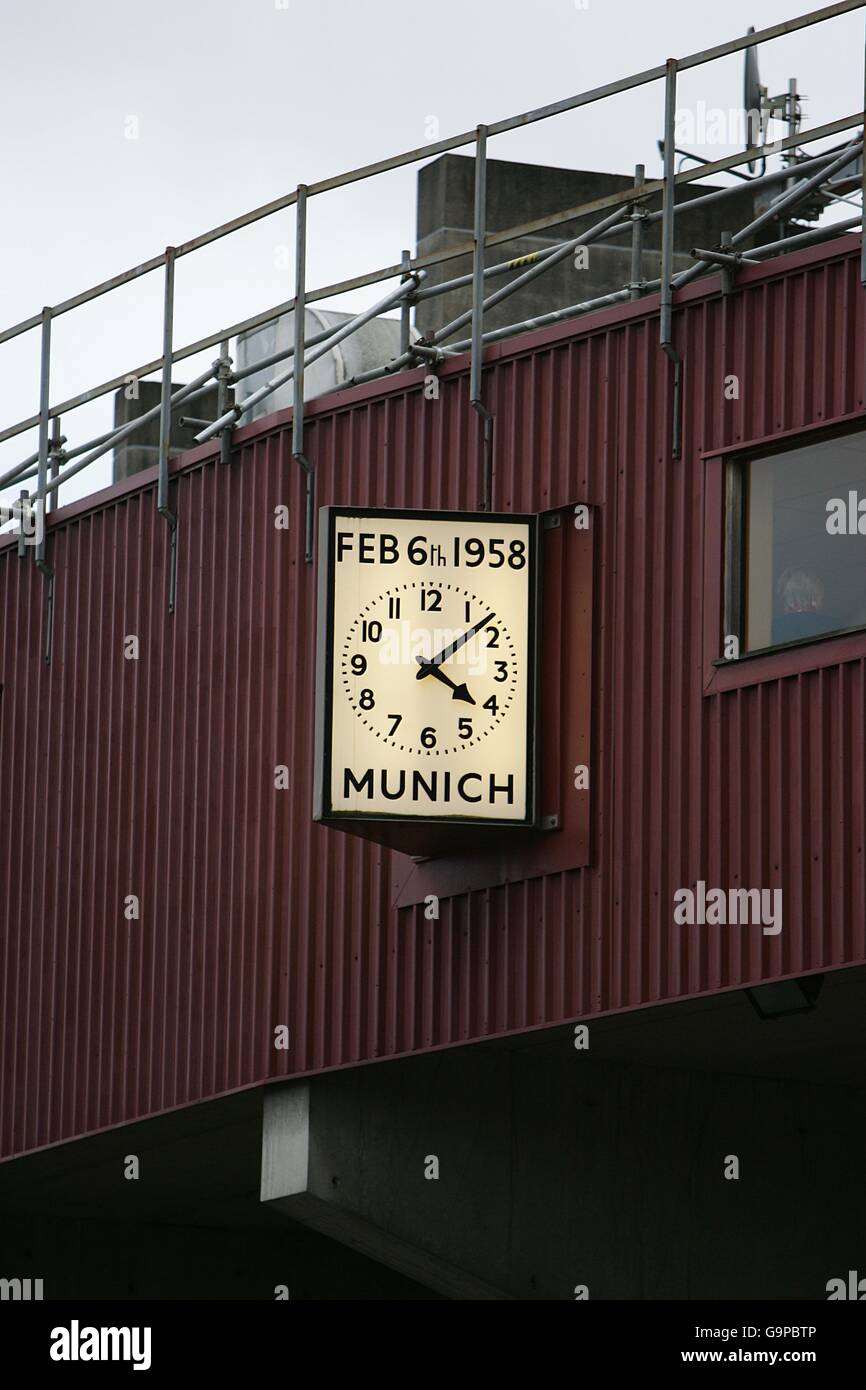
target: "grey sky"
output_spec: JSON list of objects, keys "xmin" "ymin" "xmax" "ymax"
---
[{"xmin": 1, "ymin": 0, "xmax": 862, "ymax": 507}]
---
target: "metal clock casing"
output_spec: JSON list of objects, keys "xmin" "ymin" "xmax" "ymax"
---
[{"xmin": 314, "ymin": 507, "xmax": 538, "ymax": 833}]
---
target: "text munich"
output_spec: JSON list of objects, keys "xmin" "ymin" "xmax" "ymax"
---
[{"xmin": 343, "ymin": 768, "xmax": 515, "ymax": 804}]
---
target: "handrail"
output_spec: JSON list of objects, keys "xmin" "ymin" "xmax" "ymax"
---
[
  {"xmin": 0, "ymin": 0, "xmax": 859, "ymax": 349},
  {"xmin": 0, "ymin": 112, "xmax": 859, "ymax": 453},
  {"xmin": 0, "ymin": 0, "xmax": 862, "ymax": 616}
]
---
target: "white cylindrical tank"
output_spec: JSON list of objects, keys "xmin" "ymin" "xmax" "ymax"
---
[{"xmin": 234, "ymin": 307, "xmax": 408, "ymax": 423}]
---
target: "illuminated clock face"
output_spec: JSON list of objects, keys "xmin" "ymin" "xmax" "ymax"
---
[
  {"xmin": 315, "ymin": 508, "xmax": 537, "ymax": 825},
  {"xmin": 340, "ymin": 582, "xmax": 518, "ymax": 756}
]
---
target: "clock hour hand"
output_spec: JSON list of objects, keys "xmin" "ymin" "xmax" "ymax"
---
[
  {"xmin": 415, "ymin": 661, "xmax": 476, "ymax": 704},
  {"xmin": 416, "ymin": 612, "xmax": 495, "ymax": 670}
]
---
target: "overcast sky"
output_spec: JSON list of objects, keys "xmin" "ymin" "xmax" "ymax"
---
[{"xmin": 1, "ymin": 0, "xmax": 862, "ymax": 508}]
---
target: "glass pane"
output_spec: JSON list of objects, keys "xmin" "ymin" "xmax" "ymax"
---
[{"xmin": 744, "ymin": 430, "xmax": 866, "ymax": 652}]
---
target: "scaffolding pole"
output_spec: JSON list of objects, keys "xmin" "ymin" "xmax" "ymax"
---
[
  {"xmin": 0, "ymin": 0, "xmax": 861, "ymax": 516},
  {"xmin": 660, "ymin": 58, "xmax": 682, "ymax": 461},
  {"xmin": 158, "ymin": 246, "xmax": 178, "ymax": 613},
  {"xmin": 26, "ymin": 369, "xmax": 217, "ymax": 503},
  {"xmin": 292, "ymin": 185, "xmax": 315, "ymax": 562},
  {"xmin": 431, "ymin": 201, "xmax": 631, "ymax": 349},
  {"xmin": 862, "ymin": 9, "xmax": 866, "ymax": 284},
  {"xmin": 35, "ymin": 305, "xmax": 54, "ymax": 662},
  {"xmin": 673, "ymin": 136, "xmax": 863, "ymax": 289},
  {"xmin": 470, "ymin": 126, "xmax": 493, "ymax": 512}
]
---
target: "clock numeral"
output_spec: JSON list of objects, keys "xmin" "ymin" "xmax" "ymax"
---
[
  {"xmin": 359, "ymin": 689, "xmax": 375, "ymax": 710},
  {"xmin": 361, "ymin": 620, "xmax": 382, "ymax": 642},
  {"xmin": 420, "ymin": 726, "xmax": 437, "ymax": 749},
  {"xmin": 483, "ymin": 694, "xmax": 499, "ymax": 716},
  {"xmin": 421, "ymin": 588, "xmax": 441, "ymax": 612},
  {"xmin": 458, "ymin": 717, "xmax": 473, "ymax": 740},
  {"xmin": 351, "ymin": 653, "xmax": 367, "ymax": 675},
  {"xmin": 485, "ymin": 626, "xmax": 500, "ymax": 649},
  {"xmin": 494, "ymin": 660, "xmax": 508, "ymax": 682},
  {"xmin": 388, "ymin": 596, "xmax": 401, "ymax": 618},
  {"xmin": 387, "ymin": 713, "xmax": 402, "ymax": 737}
]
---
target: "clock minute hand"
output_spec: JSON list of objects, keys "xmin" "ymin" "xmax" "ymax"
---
[{"xmin": 416, "ymin": 612, "xmax": 495, "ymax": 671}]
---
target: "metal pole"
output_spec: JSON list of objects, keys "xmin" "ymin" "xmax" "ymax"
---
[
  {"xmin": 0, "ymin": 121, "xmax": 857, "ymax": 457},
  {"xmin": 0, "ymin": 4, "xmax": 857, "ymax": 358},
  {"xmin": 779, "ymin": 77, "xmax": 801, "ymax": 240},
  {"xmin": 673, "ymin": 136, "xmax": 863, "ymax": 290},
  {"xmin": 470, "ymin": 126, "xmax": 488, "ymax": 409},
  {"xmin": 745, "ymin": 214, "xmax": 860, "ymax": 256},
  {"xmin": 660, "ymin": 60, "xmax": 678, "ymax": 349},
  {"xmin": 230, "ymin": 318, "xmax": 344, "ymax": 383},
  {"xmin": 293, "ymin": 186, "xmax": 307, "ymax": 459},
  {"xmin": 414, "ymin": 247, "xmax": 549, "ymax": 303},
  {"xmin": 400, "ymin": 249, "xmax": 412, "ymax": 356},
  {"xmin": 862, "ymin": 12, "xmax": 866, "ymax": 284},
  {"xmin": 470, "ymin": 126, "xmax": 493, "ymax": 512},
  {"xmin": 719, "ymin": 231, "xmax": 735, "ymax": 295},
  {"xmin": 593, "ymin": 143, "xmax": 848, "ymax": 247},
  {"xmin": 292, "ymin": 185, "xmax": 314, "ymax": 563},
  {"xmin": 630, "ymin": 163, "xmax": 645, "ymax": 299},
  {"xmin": 448, "ymin": 287, "xmax": 637, "ymax": 351},
  {"xmin": 34, "ymin": 306, "xmax": 54, "ymax": 660},
  {"xmin": 26, "ymin": 369, "xmax": 215, "ymax": 501},
  {"xmin": 432, "ymin": 202, "xmax": 627, "ymax": 347},
  {"xmin": 742, "ymin": 137, "xmax": 861, "ymax": 245},
  {"xmin": 17, "ymin": 487, "xmax": 28, "ymax": 558},
  {"xmin": 344, "ymin": 203, "xmax": 862, "ymax": 397},
  {"xmin": 158, "ymin": 247, "xmax": 178, "ymax": 613},
  {"xmin": 35, "ymin": 307, "xmax": 51, "ymax": 564},
  {"xmin": 660, "ymin": 58, "xmax": 682, "ymax": 460},
  {"xmin": 0, "ymin": 5, "xmax": 858, "ymax": 360},
  {"xmin": 406, "ymin": 143, "xmax": 849, "ymax": 312},
  {"xmin": 217, "ymin": 340, "xmax": 230, "ymax": 416},
  {"xmin": 217, "ymin": 338, "xmax": 233, "ymax": 465},
  {"xmin": 47, "ymin": 415, "xmax": 63, "ymax": 513}
]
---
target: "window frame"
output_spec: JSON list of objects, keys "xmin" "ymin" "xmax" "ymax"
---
[{"xmin": 702, "ymin": 411, "xmax": 866, "ymax": 695}]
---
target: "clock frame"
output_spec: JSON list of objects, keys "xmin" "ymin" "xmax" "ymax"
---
[{"xmin": 313, "ymin": 506, "xmax": 539, "ymax": 850}]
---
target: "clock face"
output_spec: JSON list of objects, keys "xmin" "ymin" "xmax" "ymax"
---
[
  {"xmin": 315, "ymin": 508, "xmax": 537, "ymax": 825},
  {"xmin": 340, "ymin": 582, "xmax": 518, "ymax": 756}
]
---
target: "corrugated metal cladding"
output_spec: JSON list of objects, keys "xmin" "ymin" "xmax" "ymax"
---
[{"xmin": 1, "ymin": 236, "xmax": 865, "ymax": 1158}]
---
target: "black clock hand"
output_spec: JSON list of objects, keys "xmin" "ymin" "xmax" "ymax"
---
[
  {"xmin": 415, "ymin": 661, "xmax": 476, "ymax": 704},
  {"xmin": 415, "ymin": 612, "xmax": 495, "ymax": 671}
]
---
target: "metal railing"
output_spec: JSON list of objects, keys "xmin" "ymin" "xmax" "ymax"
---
[{"xmin": 1, "ymin": 0, "xmax": 864, "ymax": 651}]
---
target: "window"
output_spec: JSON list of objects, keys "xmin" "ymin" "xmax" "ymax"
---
[{"xmin": 725, "ymin": 426, "xmax": 866, "ymax": 655}]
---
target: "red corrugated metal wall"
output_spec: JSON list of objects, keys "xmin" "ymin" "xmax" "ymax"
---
[{"xmin": 2, "ymin": 236, "xmax": 865, "ymax": 1158}]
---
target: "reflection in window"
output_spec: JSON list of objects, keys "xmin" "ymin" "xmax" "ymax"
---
[{"xmin": 743, "ymin": 430, "xmax": 866, "ymax": 651}]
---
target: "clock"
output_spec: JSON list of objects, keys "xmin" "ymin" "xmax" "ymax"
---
[{"xmin": 314, "ymin": 507, "xmax": 538, "ymax": 836}]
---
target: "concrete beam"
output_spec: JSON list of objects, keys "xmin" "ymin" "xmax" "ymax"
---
[
  {"xmin": 258, "ymin": 985, "xmax": 866, "ymax": 1301},
  {"xmin": 260, "ymin": 1083, "xmax": 511, "ymax": 1300}
]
